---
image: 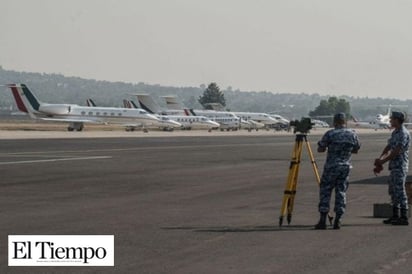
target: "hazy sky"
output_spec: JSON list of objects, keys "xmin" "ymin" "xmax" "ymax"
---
[{"xmin": 1, "ymin": 0, "xmax": 412, "ymax": 98}]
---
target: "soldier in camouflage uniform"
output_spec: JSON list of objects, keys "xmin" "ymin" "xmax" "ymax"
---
[
  {"xmin": 315, "ymin": 113, "xmax": 360, "ymax": 229},
  {"xmin": 375, "ymin": 111, "xmax": 410, "ymax": 225}
]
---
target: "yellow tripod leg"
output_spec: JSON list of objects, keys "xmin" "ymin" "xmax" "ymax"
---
[
  {"xmin": 279, "ymin": 135, "xmax": 304, "ymax": 226},
  {"xmin": 304, "ymin": 137, "xmax": 320, "ymax": 184}
]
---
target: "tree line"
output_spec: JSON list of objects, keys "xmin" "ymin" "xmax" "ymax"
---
[{"xmin": 1, "ymin": 66, "xmax": 411, "ymax": 120}]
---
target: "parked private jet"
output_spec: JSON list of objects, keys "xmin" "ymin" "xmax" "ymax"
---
[
  {"xmin": 186, "ymin": 109, "xmax": 241, "ymax": 131},
  {"xmin": 269, "ymin": 113, "xmax": 290, "ymax": 130},
  {"xmin": 162, "ymin": 96, "xmax": 291, "ymax": 131},
  {"xmin": 128, "ymin": 95, "xmax": 219, "ymax": 131},
  {"xmin": 233, "ymin": 112, "xmax": 281, "ymax": 129},
  {"xmin": 7, "ymin": 84, "xmax": 160, "ymax": 131},
  {"xmin": 161, "ymin": 96, "xmax": 241, "ymax": 131},
  {"xmin": 86, "ymin": 98, "xmax": 181, "ymax": 131}
]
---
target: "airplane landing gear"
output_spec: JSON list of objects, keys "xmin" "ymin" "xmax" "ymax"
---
[
  {"xmin": 125, "ymin": 127, "xmax": 136, "ymax": 132},
  {"xmin": 68, "ymin": 122, "xmax": 84, "ymax": 132}
]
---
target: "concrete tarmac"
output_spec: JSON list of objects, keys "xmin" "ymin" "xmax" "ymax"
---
[{"xmin": 1, "ymin": 131, "xmax": 412, "ymax": 273}]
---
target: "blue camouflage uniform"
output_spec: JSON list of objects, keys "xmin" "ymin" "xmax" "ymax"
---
[
  {"xmin": 317, "ymin": 127, "xmax": 360, "ymax": 217},
  {"xmin": 387, "ymin": 125, "xmax": 410, "ymax": 211}
]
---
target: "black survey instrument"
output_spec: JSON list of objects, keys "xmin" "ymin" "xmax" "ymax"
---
[
  {"xmin": 279, "ymin": 133, "xmax": 321, "ymax": 226},
  {"xmin": 289, "ymin": 117, "xmax": 314, "ymax": 134}
]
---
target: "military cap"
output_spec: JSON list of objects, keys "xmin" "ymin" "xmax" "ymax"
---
[
  {"xmin": 334, "ymin": 113, "xmax": 346, "ymax": 122},
  {"xmin": 390, "ymin": 111, "xmax": 405, "ymax": 122}
]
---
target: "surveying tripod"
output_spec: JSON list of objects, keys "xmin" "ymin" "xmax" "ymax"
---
[{"xmin": 279, "ymin": 133, "xmax": 324, "ymax": 226}]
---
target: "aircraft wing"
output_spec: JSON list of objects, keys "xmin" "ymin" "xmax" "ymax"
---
[
  {"xmin": 40, "ymin": 117, "xmax": 103, "ymax": 124},
  {"xmin": 121, "ymin": 123, "xmax": 145, "ymax": 127}
]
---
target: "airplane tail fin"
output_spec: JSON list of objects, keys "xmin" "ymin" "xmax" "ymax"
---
[
  {"xmin": 123, "ymin": 99, "xmax": 139, "ymax": 109},
  {"xmin": 352, "ymin": 116, "xmax": 359, "ymax": 122},
  {"xmin": 9, "ymin": 85, "xmax": 28, "ymax": 113},
  {"xmin": 7, "ymin": 84, "xmax": 42, "ymax": 118},
  {"xmin": 134, "ymin": 94, "xmax": 160, "ymax": 114},
  {"xmin": 183, "ymin": 108, "xmax": 197, "ymax": 116},
  {"xmin": 123, "ymin": 99, "xmax": 131, "ymax": 109},
  {"xmin": 86, "ymin": 98, "xmax": 97, "ymax": 107},
  {"xmin": 129, "ymin": 100, "xmax": 139, "ymax": 109},
  {"xmin": 162, "ymin": 96, "xmax": 183, "ymax": 110}
]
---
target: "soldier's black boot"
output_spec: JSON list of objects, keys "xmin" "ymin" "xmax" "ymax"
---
[
  {"xmin": 333, "ymin": 214, "xmax": 342, "ymax": 230},
  {"xmin": 383, "ymin": 207, "xmax": 399, "ymax": 224},
  {"xmin": 315, "ymin": 212, "xmax": 327, "ymax": 230},
  {"xmin": 392, "ymin": 208, "xmax": 409, "ymax": 226}
]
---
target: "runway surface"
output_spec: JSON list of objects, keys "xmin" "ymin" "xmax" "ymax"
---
[{"xmin": 1, "ymin": 132, "xmax": 412, "ymax": 273}]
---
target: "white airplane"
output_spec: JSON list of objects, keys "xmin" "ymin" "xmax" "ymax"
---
[
  {"xmin": 348, "ymin": 107, "xmax": 395, "ymax": 130},
  {"xmin": 374, "ymin": 106, "xmax": 393, "ymax": 128},
  {"xmin": 312, "ymin": 114, "xmax": 382, "ymax": 130},
  {"xmin": 351, "ymin": 106, "xmax": 412, "ymax": 130},
  {"xmin": 191, "ymin": 101, "xmax": 288, "ymax": 130},
  {"xmin": 85, "ymin": 98, "xmax": 181, "ymax": 131},
  {"xmin": 128, "ymin": 95, "xmax": 220, "ymax": 131},
  {"xmin": 165, "ymin": 115, "xmax": 220, "ymax": 131},
  {"xmin": 163, "ymin": 96, "xmax": 289, "ymax": 131},
  {"xmin": 187, "ymin": 109, "xmax": 241, "ymax": 131},
  {"xmin": 269, "ymin": 113, "xmax": 290, "ymax": 128},
  {"xmin": 347, "ymin": 116, "xmax": 379, "ymax": 129},
  {"xmin": 162, "ymin": 96, "xmax": 241, "ymax": 131},
  {"xmin": 312, "ymin": 119, "xmax": 330, "ymax": 128},
  {"xmin": 233, "ymin": 111, "xmax": 281, "ymax": 130},
  {"xmin": 7, "ymin": 84, "xmax": 160, "ymax": 131},
  {"xmin": 241, "ymin": 119, "xmax": 265, "ymax": 132}
]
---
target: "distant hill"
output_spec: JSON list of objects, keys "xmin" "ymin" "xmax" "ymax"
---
[{"xmin": 1, "ymin": 66, "xmax": 411, "ymax": 119}]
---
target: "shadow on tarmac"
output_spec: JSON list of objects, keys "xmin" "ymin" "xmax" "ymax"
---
[
  {"xmin": 351, "ymin": 175, "xmax": 412, "ymax": 185},
  {"xmin": 162, "ymin": 223, "xmax": 385, "ymax": 233},
  {"xmin": 350, "ymin": 176, "xmax": 389, "ymax": 185}
]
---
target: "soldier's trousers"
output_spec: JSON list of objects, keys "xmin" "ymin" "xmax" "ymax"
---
[
  {"xmin": 318, "ymin": 166, "xmax": 350, "ymax": 216},
  {"xmin": 388, "ymin": 168, "xmax": 409, "ymax": 210}
]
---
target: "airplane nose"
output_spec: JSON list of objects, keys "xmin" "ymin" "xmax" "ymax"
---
[
  {"xmin": 149, "ymin": 114, "xmax": 161, "ymax": 121},
  {"xmin": 211, "ymin": 121, "xmax": 220, "ymax": 127},
  {"xmin": 170, "ymin": 120, "xmax": 182, "ymax": 128}
]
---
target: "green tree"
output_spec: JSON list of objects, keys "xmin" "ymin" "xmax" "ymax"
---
[
  {"xmin": 198, "ymin": 82, "xmax": 226, "ymax": 109},
  {"xmin": 309, "ymin": 96, "xmax": 351, "ymax": 117}
]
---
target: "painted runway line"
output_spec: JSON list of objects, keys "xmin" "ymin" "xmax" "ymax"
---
[{"xmin": 0, "ymin": 156, "xmax": 112, "ymax": 165}]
